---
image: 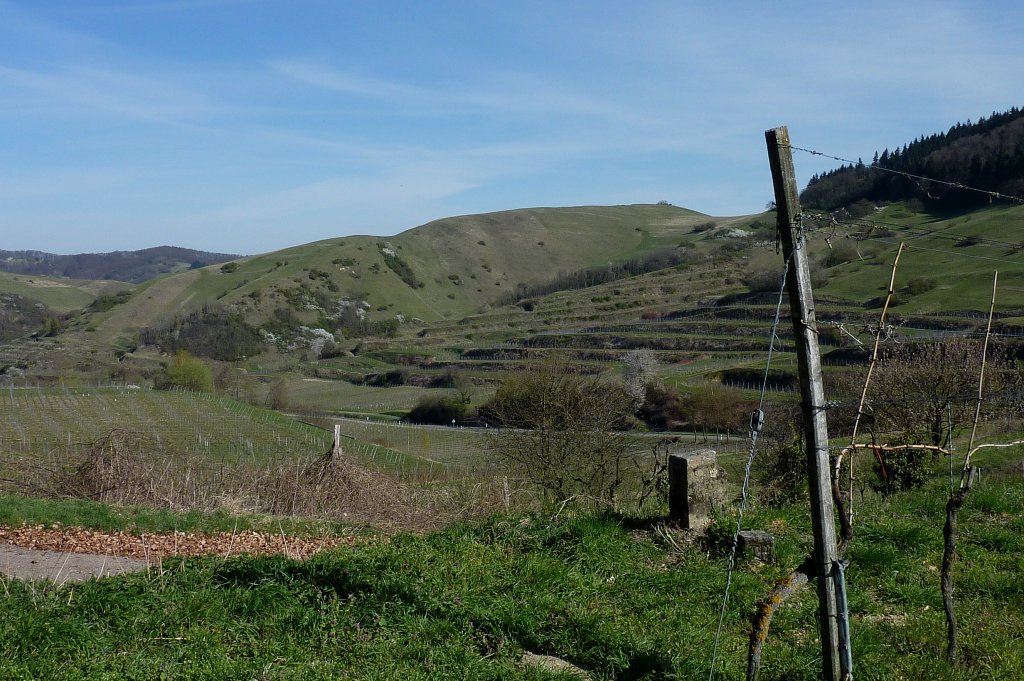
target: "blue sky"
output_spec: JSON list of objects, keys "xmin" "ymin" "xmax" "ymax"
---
[{"xmin": 2, "ymin": 1, "xmax": 1022, "ymax": 255}]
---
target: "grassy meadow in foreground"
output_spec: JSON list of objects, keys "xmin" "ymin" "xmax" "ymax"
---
[{"xmin": 1, "ymin": 444, "xmax": 1022, "ymax": 680}]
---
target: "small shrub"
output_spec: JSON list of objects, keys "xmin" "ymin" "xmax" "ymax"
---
[
  {"xmin": 845, "ymin": 198, "xmax": 876, "ymax": 218},
  {"xmin": 160, "ymin": 350, "xmax": 213, "ymax": 393},
  {"xmin": 220, "ymin": 262, "xmax": 238, "ymax": 273},
  {"xmin": 637, "ymin": 383, "xmax": 686, "ymax": 430},
  {"xmin": 754, "ymin": 435, "xmax": 807, "ymax": 505},
  {"xmin": 377, "ymin": 242, "xmax": 421, "ymax": 288},
  {"xmin": 819, "ymin": 242, "xmax": 859, "ymax": 268},
  {"xmin": 752, "ymin": 406, "xmax": 807, "ymax": 506},
  {"xmin": 367, "ymin": 369, "xmax": 408, "ymax": 387},
  {"xmin": 905, "ymin": 276, "xmax": 937, "ymax": 296},
  {"xmin": 267, "ymin": 378, "xmax": 289, "ymax": 410},
  {"xmin": 871, "ymin": 447, "xmax": 938, "ymax": 495},
  {"xmin": 88, "ymin": 290, "xmax": 133, "ymax": 312},
  {"xmin": 743, "ymin": 268, "xmax": 783, "ymax": 293},
  {"xmin": 405, "ymin": 395, "xmax": 470, "ymax": 425},
  {"xmin": 864, "ymin": 293, "xmax": 903, "ymax": 309}
]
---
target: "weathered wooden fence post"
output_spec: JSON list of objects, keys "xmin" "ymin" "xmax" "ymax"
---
[{"xmin": 766, "ymin": 126, "xmax": 843, "ymax": 681}]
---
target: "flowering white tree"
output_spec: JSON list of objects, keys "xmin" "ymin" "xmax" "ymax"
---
[{"xmin": 622, "ymin": 348, "xmax": 659, "ymax": 410}]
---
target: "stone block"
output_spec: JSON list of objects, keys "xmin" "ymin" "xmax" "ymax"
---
[
  {"xmin": 737, "ymin": 530, "xmax": 776, "ymax": 563},
  {"xmin": 668, "ymin": 449, "xmax": 721, "ymax": 530}
]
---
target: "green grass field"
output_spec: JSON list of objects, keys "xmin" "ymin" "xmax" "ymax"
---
[
  {"xmin": 0, "ymin": 271, "xmax": 127, "ymax": 313},
  {"xmin": 0, "ymin": 386, "xmax": 331, "ymax": 466},
  {"xmin": 1, "ymin": 446, "xmax": 1022, "ymax": 679}
]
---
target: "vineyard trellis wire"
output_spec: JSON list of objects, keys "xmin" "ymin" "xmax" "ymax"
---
[
  {"xmin": 785, "ymin": 143, "xmax": 1024, "ymax": 205},
  {"xmin": 770, "ymin": 143, "xmax": 1024, "ymax": 673}
]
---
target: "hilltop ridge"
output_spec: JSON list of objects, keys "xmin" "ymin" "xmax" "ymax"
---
[{"xmin": 0, "ymin": 246, "xmax": 239, "ymax": 284}]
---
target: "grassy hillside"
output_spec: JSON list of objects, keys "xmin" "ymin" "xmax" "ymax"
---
[
  {"xmin": 0, "ymin": 386, "xmax": 331, "ymax": 466},
  {"xmin": 812, "ymin": 202, "xmax": 1024, "ymax": 313},
  {"xmin": 89, "ymin": 204, "xmax": 732, "ymax": 332},
  {"xmin": 0, "ymin": 271, "xmax": 126, "ymax": 313},
  {"xmin": 0, "ymin": 204, "xmax": 755, "ymax": 373},
  {"xmin": 5, "ymin": 200, "xmax": 1024, "ymax": 415}
]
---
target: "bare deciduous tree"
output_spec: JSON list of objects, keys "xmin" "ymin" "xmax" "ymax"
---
[
  {"xmin": 867, "ymin": 338, "xmax": 1016, "ymax": 446},
  {"xmin": 483, "ymin": 359, "xmax": 645, "ymax": 505}
]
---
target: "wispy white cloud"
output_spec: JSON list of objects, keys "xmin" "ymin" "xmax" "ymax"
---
[
  {"xmin": 2, "ymin": 0, "xmax": 1022, "ymax": 253},
  {"xmin": 269, "ymin": 59, "xmax": 645, "ymax": 124},
  {"xmin": 0, "ymin": 64, "xmax": 221, "ymax": 124},
  {"xmin": 0, "ymin": 0, "xmax": 114, "ymax": 56},
  {"xmin": 76, "ymin": 0, "xmax": 261, "ymax": 12}
]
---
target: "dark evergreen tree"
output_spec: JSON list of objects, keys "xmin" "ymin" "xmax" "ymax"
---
[{"xmin": 801, "ymin": 107, "xmax": 1024, "ymax": 212}]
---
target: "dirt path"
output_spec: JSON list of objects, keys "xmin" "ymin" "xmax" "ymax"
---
[
  {"xmin": 0, "ymin": 544, "xmax": 150, "ymax": 585},
  {"xmin": 0, "ymin": 524, "xmax": 362, "ymax": 585}
]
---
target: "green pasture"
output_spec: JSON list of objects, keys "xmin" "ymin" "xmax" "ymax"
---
[
  {"xmin": 0, "ymin": 387, "xmax": 494, "ymax": 486},
  {"xmin": 817, "ymin": 203, "xmax": 1024, "ymax": 313},
  {"xmin": 320, "ymin": 417, "xmax": 493, "ymax": 470},
  {"xmin": 283, "ymin": 377, "xmax": 495, "ymax": 416},
  {"xmin": 1, "ymin": 441, "xmax": 1022, "ymax": 679},
  {"xmin": 0, "ymin": 386, "xmax": 330, "ymax": 466},
  {"xmin": 0, "ymin": 272, "xmax": 124, "ymax": 313}
]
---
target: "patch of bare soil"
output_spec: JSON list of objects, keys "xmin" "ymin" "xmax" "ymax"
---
[{"xmin": 0, "ymin": 524, "xmax": 365, "ymax": 584}]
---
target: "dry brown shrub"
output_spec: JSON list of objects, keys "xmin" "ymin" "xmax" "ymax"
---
[
  {"xmin": 21, "ymin": 429, "xmax": 511, "ymax": 534},
  {"xmin": 50, "ymin": 429, "xmax": 159, "ymax": 504},
  {"xmin": 267, "ymin": 448, "xmax": 513, "ymax": 532}
]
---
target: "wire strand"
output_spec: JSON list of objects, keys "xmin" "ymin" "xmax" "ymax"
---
[
  {"xmin": 708, "ymin": 253, "xmax": 792, "ymax": 680},
  {"xmin": 785, "ymin": 144, "xmax": 1024, "ymax": 205}
]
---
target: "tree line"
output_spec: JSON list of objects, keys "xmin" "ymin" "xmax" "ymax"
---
[{"xmin": 801, "ymin": 107, "xmax": 1024, "ymax": 213}]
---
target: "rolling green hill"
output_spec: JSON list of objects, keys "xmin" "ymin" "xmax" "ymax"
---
[
  {"xmin": 155, "ymin": 203, "xmax": 732, "ymax": 324},
  {"xmin": 4, "ymin": 199, "xmax": 1024, "ymax": 406},
  {"xmin": 53, "ymin": 204, "xmax": 758, "ymax": 360},
  {"xmin": 0, "ymin": 272, "xmax": 130, "ymax": 347}
]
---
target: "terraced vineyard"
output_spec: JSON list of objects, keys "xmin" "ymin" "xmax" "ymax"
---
[
  {"xmin": 5, "ymin": 203, "xmax": 1024, "ymax": 479},
  {"xmin": 327, "ymin": 205, "xmax": 1024, "ymax": 428},
  {"xmin": 0, "ymin": 386, "xmax": 329, "ymax": 464},
  {"xmin": 0, "ymin": 386, "xmax": 498, "ymax": 492}
]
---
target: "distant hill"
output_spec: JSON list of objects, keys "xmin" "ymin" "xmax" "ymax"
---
[
  {"xmin": 0, "ymin": 246, "xmax": 239, "ymax": 284},
  {"xmin": 38, "ymin": 204, "xmax": 760, "ymax": 360},
  {"xmin": 4, "ymin": 198, "xmax": 1024, "ymax": 390},
  {"xmin": 0, "ymin": 271, "xmax": 128, "ymax": 343},
  {"xmin": 801, "ymin": 107, "xmax": 1024, "ymax": 212}
]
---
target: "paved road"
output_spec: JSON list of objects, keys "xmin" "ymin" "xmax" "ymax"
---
[{"xmin": 0, "ymin": 543, "xmax": 150, "ymax": 585}]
